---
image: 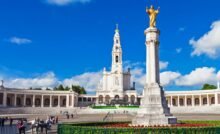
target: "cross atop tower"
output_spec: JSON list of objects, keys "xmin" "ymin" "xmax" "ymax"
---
[{"xmin": 115, "ymin": 24, "xmax": 119, "ymax": 32}]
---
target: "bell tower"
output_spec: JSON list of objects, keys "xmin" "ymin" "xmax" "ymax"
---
[
  {"xmin": 111, "ymin": 24, "xmax": 123, "ymax": 74},
  {"xmin": 111, "ymin": 24, "xmax": 123, "ymax": 92}
]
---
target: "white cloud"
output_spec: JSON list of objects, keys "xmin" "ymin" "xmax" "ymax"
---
[
  {"xmin": 9, "ymin": 37, "xmax": 32, "ymax": 45},
  {"xmin": 190, "ymin": 20, "xmax": 220, "ymax": 58},
  {"xmin": 159, "ymin": 61, "xmax": 169, "ymax": 70},
  {"xmin": 46, "ymin": 0, "xmax": 91, "ymax": 6},
  {"xmin": 216, "ymin": 71, "xmax": 220, "ymax": 81},
  {"xmin": 175, "ymin": 67, "xmax": 217, "ymax": 86},
  {"xmin": 5, "ymin": 72, "xmax": 58, "ymax": 89},
  {"xmin": 63, "ymin": 71, "xmax": 102, "ymax": 92},
  {"xmin": 176, "ymin": 48, "xmax": 182, "ymax": 53},
  {"xmin": 179, "ymin": 27, "xmax": 185, "ymax": 32},
  {"xmin": 160, "ymin": 71, "xmax": 181, "ymax": 86}
]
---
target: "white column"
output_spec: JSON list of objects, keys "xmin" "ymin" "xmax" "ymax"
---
[
  {"xmin": 72, "ymin": 95, "xmax": 74, "ymax": 107},
  {"xmin": 184, "ymin": 96, "xmax": 187, "ymax": 107},
  {"xmin": 58, "ymin": 96, "xmax": 60, "ymax": 107},
  {"xmin": 200, "ymin": 95, "xmax": 202, "ymax": 106},
  {"xmin": 50, "ymin": 95, "xmax": 52, "ymax": 107},
  {"xmin": 207, "ymin": 94, "xmax": 209, "ymax": 105},
  {"xmin": 14, "ymin": 94, "xmax": 17, "ymax": 107},
  {"xmin": 145, "ymin": 28, "xmax": 160, "ymax": 84},
  {"xmin": 215, "ymin": 93, "xmax": 218, "ymax": 105},
  {"xmin": 66, "ymin": 95, "xmax": 69, "ymax": 107},
  {"xmin": 3, "ymin": 92, "xmax": 7, "ymax": 107},
  {"xmin": 170, "ymin": 96, "xmax": 173, "ymax": 107},
  {"xmin": 177, "ymin": 96, "xmax": 180, "ymax": 107},
  {"xmin": 41, "ymin": 95, "xmax": 44, "ymax": 107},
  {"xmin": 192, "ymin": 95, "xmax": 195, "ymax": 107},
  {"xmin": 24, "ymin": 94, "xmax": 26, "ymax": 107},
  {"xmin": 32, "ymin": 95, "xmax": 35, "ymax": 107}
]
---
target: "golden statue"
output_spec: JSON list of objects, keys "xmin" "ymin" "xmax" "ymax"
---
[{"xmin": 146, "ymin": 5, "xmax": 159, "ymax": 28}]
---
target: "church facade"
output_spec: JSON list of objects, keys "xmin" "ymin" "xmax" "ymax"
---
[{"xmin": 96, "ymin": 27, "xmax": 138, "ymax": 105}]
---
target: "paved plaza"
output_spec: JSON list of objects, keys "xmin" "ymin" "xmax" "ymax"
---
[{"xmin": 1, "ymin": 113, "xmax": 220, "ymax": 134}]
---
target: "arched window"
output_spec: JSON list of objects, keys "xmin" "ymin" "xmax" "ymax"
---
[
  {"xmin": 26, "ymin": 98, "xmax": 31, "ymax": 106},
  {"xmin": 179, "ymin": 98, "xmax": 184, "ymax": 106},
  {"xmin": 195, "ymin": 98, "xmax": 200, "ymax": 105},
  {"xmin": 203, "ymin": 98, "xmax": 207, "ymax": 105},
  {"xmin": 16, "ymin": 98, "xmax": 21, "ymax": 106},
  {"xmin": 44, "ymin": 98, "xmax": 50, "ymax": 106},
  {"xmin": 211, "ymin": 97, "xmax": 215, "ymax": 104},
  {"xmin": 7, "ymin": 97, "xmax": 11, "ymax": 106},
  {"xmin": 131, "ymin": 95, "xmax": 135, "ymax": 104},
  {"xmin": 63, "ymin": 99, "xmax": 66, "ymax": 106},
  {"xmin": 116, "ymin": 40, "xmax": 119, "ymax": 44},
  {"xmin": 115, "ymin": 95, "xmax": 120, "ymax": 100},
  {"xmin": 99, "ymin": 95, "xmax": 103, "ymax": 104},
  {"xmin": 105, "ymin": 95, "xmax": 110, "ymax": 104},
  {"xmin": 54, "ymin": 99, "xmax": 58, "ymax": 106},
  {"xmin": 187, "ymin": 98, "xmax": 192, "ymax": 105},
  {"xmin": 172, "ymin": 99, "xmax": 176, "ymax": 106},
  {"xmin": 124, "ymin": 95, "xmax": 129, "ymax": 102},
  {"xmin": 116, "ymin": 56, "xmax": 119, "ymax": 63},
  {"xmin": 35, "ymin": 98, "xmax": 41, "ymax": 107}
]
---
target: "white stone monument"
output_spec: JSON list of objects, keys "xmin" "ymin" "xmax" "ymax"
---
[{"xmin": 132, "ymin": 6, "xmax": 177, "ymax": 126}]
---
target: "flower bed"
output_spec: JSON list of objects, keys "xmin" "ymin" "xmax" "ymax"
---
[{"xmin": 58, "ymin": 121, "xmax": 220, "ymax": 134}]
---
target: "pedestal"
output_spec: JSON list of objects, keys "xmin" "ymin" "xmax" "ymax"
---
[{"xmin": 132, "ymin": 83, "xmax": 177, "ymax": 126}]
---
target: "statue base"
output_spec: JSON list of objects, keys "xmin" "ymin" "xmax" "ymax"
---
[{"xmin": 132, "ymin": 83, "xmax": 177, "ymax": 126}]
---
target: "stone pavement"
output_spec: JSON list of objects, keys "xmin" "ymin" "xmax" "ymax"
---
[
  {"xmin": 0, "ymin": 125, "xmax": 17, "ymax": 134},
  {"xmin": 2, "ymin": 113, "xmax": 220, "ymax": 134}
]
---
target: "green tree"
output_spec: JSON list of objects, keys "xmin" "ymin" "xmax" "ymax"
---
[
  {"xmin": 71, "ymin": 85, "xmax": 87, "ymax": 94},
  {"xmin": 54, "ymin": 84, "xmax": 65, "ymax": 91},
  {"xmin": 201, "ymin": 84, "xmax": 217, "ymax": 90}
]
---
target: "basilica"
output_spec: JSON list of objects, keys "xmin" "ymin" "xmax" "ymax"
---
[{"xmin": 96, "ymin": 27, "xmax": 138, "ymax": 105}]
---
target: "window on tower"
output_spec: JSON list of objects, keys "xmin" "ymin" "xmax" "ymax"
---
[
  {"xmin": 116, "ymin": 56, "xmax": 119, "ymax": 63},
  {"xmin": 116, "ymin": 40, "xmax": 119, "ymax": 44}
]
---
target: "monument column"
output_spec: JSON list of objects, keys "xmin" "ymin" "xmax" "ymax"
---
[{"xmin": 132, "ymin": 5, "xmax": 177, "ymax": 126}]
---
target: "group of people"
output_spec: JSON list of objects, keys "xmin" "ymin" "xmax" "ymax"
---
[
  {"xmin": 30, "ymin": 116, "xmax": 59, "ymax": 133},
  {"xmin": 16, "ymin": 119, "xmax": 27, "ymax": 134},
  {"xmin": 0, "ymin": 117, "xmax": 6, "ymax": 127}
]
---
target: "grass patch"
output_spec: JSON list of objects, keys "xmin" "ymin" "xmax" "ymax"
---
[{"xmin": 91, "ymin": 106, "xmax": 117, "ymax": 109}]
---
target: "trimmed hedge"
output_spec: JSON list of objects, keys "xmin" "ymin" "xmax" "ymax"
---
[{"xmin": 58, "ymin": 121, "xmax": 220, "ymax": 134}]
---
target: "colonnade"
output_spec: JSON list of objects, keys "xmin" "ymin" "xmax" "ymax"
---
[
  {"xmin": 0, "ymin": 90, "xmax": 77, "ymax": 108},
  {"xmin": 166, "ymin": 93, "xmax": 219, "ymax": 107}
]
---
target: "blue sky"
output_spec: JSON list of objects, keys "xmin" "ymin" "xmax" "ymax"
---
[{"xmin": 0, "ymin": 0, "xmax": 220, "ymax": 93}]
